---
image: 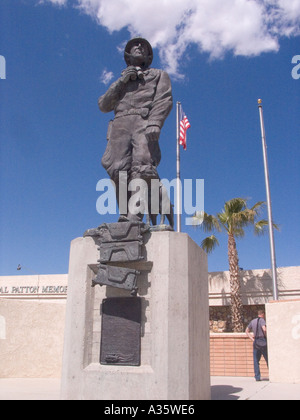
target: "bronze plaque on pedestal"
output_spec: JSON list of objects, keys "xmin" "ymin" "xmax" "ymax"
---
[{"xmin": 100, "ymin": 297, "xmax": 142, "ymax": 366}]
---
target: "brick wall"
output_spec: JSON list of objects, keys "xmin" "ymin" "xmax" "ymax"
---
[{"xmin": 210, "ymin": 333, "xmax": 269, "ymax": 377}]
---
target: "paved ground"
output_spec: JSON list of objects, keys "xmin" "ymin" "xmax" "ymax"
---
[
  {"xmin": 0, "ymin": 378, "xmax": 61, "ymax": 400},
  {"xmin": 211, "ymin": 376, "xmax": 300, "ymax": 400},
  {"xmin": 0, "ymin": 377, "xmax": 299, "ymax": 400}
]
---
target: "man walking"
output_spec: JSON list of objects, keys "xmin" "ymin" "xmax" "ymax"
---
[{"xmin": 246, "ymin": 310, "xmax": 268, "ymax": 381}]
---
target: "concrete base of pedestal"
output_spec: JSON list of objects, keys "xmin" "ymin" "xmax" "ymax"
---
[{"xmin": 61, "ymin": 231, "xmax": 211, "ymax": 400}]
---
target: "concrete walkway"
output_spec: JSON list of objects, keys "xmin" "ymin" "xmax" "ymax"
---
[
  {"xmin": 0, "ymin": 378, "xmax": 61, "ymax": 400},
  {"xmin": 0, "ymin": 377, "xmax": 299, "ymax": 400},
  {"xmin": 211, "ymin": 376, "xmax": 300, "ymax": 400}
]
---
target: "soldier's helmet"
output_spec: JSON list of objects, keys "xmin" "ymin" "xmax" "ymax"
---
[{"xmin": 124, "ymin": 37, "xmax": 153, "ymax": 68}]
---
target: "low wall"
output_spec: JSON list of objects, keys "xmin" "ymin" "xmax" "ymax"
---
[
  {"xmin": 266, "ymin": 300, "xmax": 300, "ymax": 383},
  {"xmin": 210, "ymin": 334, "xmax": 269, "ymax": 378},
  {"xmin": 0, "ymin": 299, "xmax": 66, "ymax": 378}
]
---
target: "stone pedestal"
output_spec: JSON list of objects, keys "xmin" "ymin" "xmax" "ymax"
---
[{"xmin": 60, "ymin": 231, "xmax": 211, "ymax": 400}]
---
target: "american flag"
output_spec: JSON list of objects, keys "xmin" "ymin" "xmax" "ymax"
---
[{"xmin": 179, "ymin": 105, "xmax": 191, "ymax": 150}]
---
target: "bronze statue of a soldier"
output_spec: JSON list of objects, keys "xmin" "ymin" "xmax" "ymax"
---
[{"xmin": 98, "ymin": 38, "xmax": 173, "ymax": 225}]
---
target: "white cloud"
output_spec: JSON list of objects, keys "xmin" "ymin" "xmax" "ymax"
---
[
  {"xmin": 264, "ymin": 0, "xmax": 300, "ymax": 36},
  {"xmin": 40, "ymin": 0, "xmax": 68, "ymax": 5},
  {"xmin": 42, "ymin": 0, "xmax": 300, "ymax": 77},
  {"xmin": 100, "ymin": 69, "xmax": 114, "ymax": 85}
]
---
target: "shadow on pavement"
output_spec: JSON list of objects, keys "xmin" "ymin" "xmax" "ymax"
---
[{"xmin": 211, "ymin": 385, "xmax": 243, "ymax": 400}]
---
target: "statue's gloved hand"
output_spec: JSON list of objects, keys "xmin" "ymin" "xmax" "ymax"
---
[
  {"xmin": 121, "ymin": 66, "xmax": 139, "ymax": 83},
  {"xmin": 145, "ymin": 126, "xmax": 160, "ymax": 142}
]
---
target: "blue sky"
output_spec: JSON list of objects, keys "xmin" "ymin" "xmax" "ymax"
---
[{"xmin": 0, "ymin": 0, "xmax": 299, "ymax": 276}]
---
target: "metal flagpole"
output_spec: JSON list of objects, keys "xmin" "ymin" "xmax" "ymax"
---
[
  {"xmin": 258, "ymin": 99, "xmax": 279, "ymax": 301},
  {"xmin": 176, "ymin": 101, "xmax": 181, "ymax": 233}
]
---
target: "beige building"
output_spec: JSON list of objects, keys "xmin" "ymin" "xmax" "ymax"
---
[
  {"xmin": 0, "ymin": 267, "xmax": 299, "ymax": 379},
  {"xmin": 0, "ymin": 275, "xmax": 67, "ymax": 378}
]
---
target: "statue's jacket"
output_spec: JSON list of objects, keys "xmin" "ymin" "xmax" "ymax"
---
[
  {"xmin": 98, "ymin": 68, "xmax": 173, "ymax": 130},
  {"xmin": 98, "ymin": 68, "xmax": 173, "ymax": 181}
]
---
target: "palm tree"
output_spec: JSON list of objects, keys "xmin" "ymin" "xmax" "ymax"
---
[{"xmin": 194, "ymin": 198, "xmax": 277, "ymax": 333}]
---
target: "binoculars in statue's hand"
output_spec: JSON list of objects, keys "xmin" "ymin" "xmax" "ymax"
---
[{"xmin": 122, "ymin": 66, "xmax": 144, "ymax": 83}]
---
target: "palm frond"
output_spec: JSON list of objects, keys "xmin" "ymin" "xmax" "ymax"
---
[
  {"xmin": 250, "ymin": 201, "xmax": 266, "ymax": 215},
  {"xmin": 224, "ymin": 198, "xmax": 248, "ymax": 215},
  {"xmin": 222, "ymin": 199, "xmax": 268, "ymax": 235},
  {"xmin": 254, "ymin": 219, "xmax": 269, "ymax": 236},
  {"xmin": 192, "ymin": 211, "xmax": 221, "ymax": 233},
  {"xmin": 203, "ymin": 213, "xmax": 221, "ymax": 233},
  {"xmin": 231, "ymin": 209, "xmax": 256, "ymax": 227},
  {"xmin": 233, "ymin": 227, "xmax": 246, "ymax": 238},
  {"xmin": 191, "ymin": 211, "xmax": 205, "ymax": 227},
  {"xmin": 217, "ymin": 211, "xmax": 229, "ymax": 229},
  {"xmin": 201, "ymin": 235, "xmax": 220, "ymax": 254},
  {"xmin": 254, "ymin": 219, "xmax": 280, "ymax": 236}
]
